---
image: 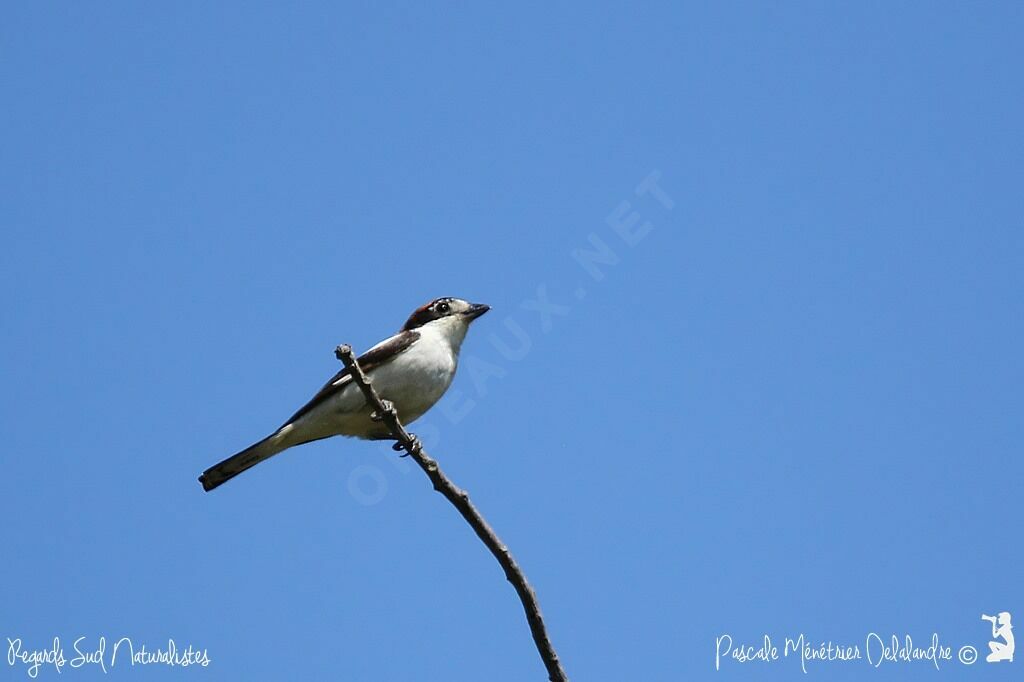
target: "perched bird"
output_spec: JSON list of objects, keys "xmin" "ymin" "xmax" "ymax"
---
[{"xmin": 199, "ymin": 297, "xmax": 490, "ymax": 491}]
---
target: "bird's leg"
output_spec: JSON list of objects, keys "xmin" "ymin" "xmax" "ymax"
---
[
  {"xmin": 365, "ymin": 398, "xmax": 420, "ymax": 457},
  {"xmin": 370, "ymin": 432, "xmax": 415, "ymax": 457},
  {"xmin": 369, "ymin": 399, "xmax": 395, "ymax": 422},
  {"xmin": 394, "ymin": 435, "xmax": 422, "ymax": 458}
]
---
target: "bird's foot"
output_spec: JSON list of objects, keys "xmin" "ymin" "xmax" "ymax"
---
[
  {"xmin": 370, "ymin": 400, "xmax": 395, "ymax": 422},
  {"xmin": 395, "ymin": 434, "xmax": 420, "ymax": 457}
]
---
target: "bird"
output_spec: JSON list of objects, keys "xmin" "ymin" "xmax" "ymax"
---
[{"xmin": 198, "ymin": 297, "xmax": 490, "ymax": 492}]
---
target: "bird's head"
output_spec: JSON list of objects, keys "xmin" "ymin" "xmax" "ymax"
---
[{"xmin": 402, "ymin": 298, "xmax": 490, "ymax": 345}]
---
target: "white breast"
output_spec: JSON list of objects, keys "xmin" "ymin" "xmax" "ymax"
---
[
  {"xmin": 368, "ymin": 325, "xmax": 458, "ymax": 423},
  {"xmin": 284, "ymin": 317, "xmax": 466, "ymax": 442}
]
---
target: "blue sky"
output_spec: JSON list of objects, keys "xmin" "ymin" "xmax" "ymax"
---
[{"xmin": 2, "ymin": 3, "xmax": 1021, "ymax": 681}]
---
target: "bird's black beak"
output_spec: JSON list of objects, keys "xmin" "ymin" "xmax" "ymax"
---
[{"xmin": 464, "ymin": 302, "xmax": 490, "ymax": 320}]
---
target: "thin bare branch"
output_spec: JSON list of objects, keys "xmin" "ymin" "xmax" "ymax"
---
[{"xmin": 335, "ymin": 344, "xmax": 568, "ymax": 682}]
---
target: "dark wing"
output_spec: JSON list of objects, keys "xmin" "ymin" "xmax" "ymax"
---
[{"xmin": 281, "ymin": 330, "xmax": 420, "ymax": 426}]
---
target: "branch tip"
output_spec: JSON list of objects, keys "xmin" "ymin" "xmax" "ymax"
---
[{"xmin": 334, "ymin": 343, "xmax": 568, "ymax": 682}]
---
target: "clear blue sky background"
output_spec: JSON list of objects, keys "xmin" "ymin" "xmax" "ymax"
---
[{"xmin": 2, "ymin": 3, "xmax": 1021, "ymax": 681}]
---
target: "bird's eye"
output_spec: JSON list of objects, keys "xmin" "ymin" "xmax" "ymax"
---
[{"xmin": 437, "ymin": 302, "xmax": 450, "ymax": 314}]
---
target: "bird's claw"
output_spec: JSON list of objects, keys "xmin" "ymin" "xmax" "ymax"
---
[
  {"xmin": 370, "ymin": 400, "xmax": 395, "ymax": 422},
  {"xmin": 395, "ymin": 434, "xmax": 420, "ymax": 457}
]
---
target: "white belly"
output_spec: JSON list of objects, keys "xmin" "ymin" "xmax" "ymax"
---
[{"xmin": 293, "ymin": 333, "xmax": 457, "ymax": 441}]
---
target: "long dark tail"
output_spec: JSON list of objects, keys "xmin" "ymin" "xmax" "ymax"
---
[{"xmin": 199, "ymin": 432, "xmax": 290, "ymax": 492}]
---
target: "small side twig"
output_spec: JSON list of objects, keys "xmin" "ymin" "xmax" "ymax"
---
[{"xmin": 335, "ymin": 344, "xmax": 568, "ymax": 682}]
